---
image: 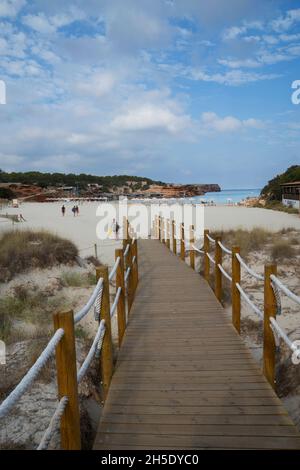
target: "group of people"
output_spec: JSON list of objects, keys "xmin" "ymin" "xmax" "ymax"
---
[{"xmin": 61, "ymin": 205, "xmax": 80, "ymax": 216}]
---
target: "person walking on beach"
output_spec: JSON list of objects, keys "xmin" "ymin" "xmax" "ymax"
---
[
  {"xmin": 19, "ymin": 214, "xmax": 26, "ymax": 222},
  {"xmin": 72, "ymin": 206, "xmax": 76, "ymax": 217},
  {"xmin": 61, "ymin": 205, "xmax": 66, "ymax": 216},
  {"xmin": 111, "ymin": 218, "xmax": 120, "ymax": 239},
  {"xmin": 75, "ymin": 205, "xmax": 79, "ymax": 216}
]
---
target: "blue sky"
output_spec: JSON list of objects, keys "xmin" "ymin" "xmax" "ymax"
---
[{"xmin": 0, "ymin": 0, "xmax": 300, "ymax": 188}]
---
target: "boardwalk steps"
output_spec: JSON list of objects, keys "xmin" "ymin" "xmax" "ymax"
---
[{"xmin": 94, "ymin": 240, "xmax": 300, "ymax": 450}]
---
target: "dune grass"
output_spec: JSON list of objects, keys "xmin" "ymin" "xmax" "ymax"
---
[
  {"xmin": 60, "ymin": 270, "xmax": 97, "ymax": 287},
  {"xmin": 0, "ymin": 285, "xmax": 67, "ymax": 342},
  {"xmin": 0, "ymin": 229, "xmax": 78, "ymax": 282},
  {"xmin": 210, "ymin": 227, "xmax": 272, "ymax": 256},
  {"xmin": 271, "ymin": 240, "xmax": 296, "ymax": 262}
]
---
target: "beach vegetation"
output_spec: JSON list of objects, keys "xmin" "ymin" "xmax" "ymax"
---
[
  {"xmin": 210, "ymin": 228, "xmax": 271, "ymax": 256},
  {"xmin": 260, "ymin": 165, "xmax": 300, "ymax": 201},
  {"xmin": 270, "ymin": 240, "xmax": 296, "ymax": 262},
  {"xmin": 60, "ymin": 270, "xmax": 96, "ymax": 287},
  {"xmin": 0, "ymin": 230, "xmax": 78, "ymax": 282}
]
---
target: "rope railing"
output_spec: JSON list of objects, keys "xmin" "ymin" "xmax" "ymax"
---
[
  {"xmin": 77, "ymin": 320, "xmax": 106, "ymax": 383},
  {"xmin": 218, "ymin": 240, "xmax": 231, "ymax": 255},
  {"xmin": 236, "ymin": 282, "xmax": 263, "ymax": 320},
  {"xmin": 206, "ymin": 252, "xmax": 215, "ymax": 265},
  {"xmin": 206, "ymin": 234, "xmax": 216, "ymax": 244},
  {"xmin": 108, "ymin": 256, "xmax": 120, "ymax": 282},
  {"xmin": 158, "ymin": 218, "xmax": 300, "ymax": 392},
  {"xmin": 110, "ymin": 287, "xmax": 122, "ymax": 318},
  {"xmin": 218, "ymin": 264, "xmax": 232, "ymax": 282},
  {"xmin": 37, "ymin": 396, "xmax": 69, "ymax": 451},
  {"xmin": 235, "ymin": 253, "xmax": 264, "ymax": 281},
  {"xmin": 1, "ymin": 219, "xmax": 140, "ymax": 451},
  {"xmin": 270, "ymin": 274, "xmax": 300, "ymax": 306},
  {"xmin": 74, "ymin": 277, "xmax": 103, "ymax": 324},
  {"xmin": 0, "ymin": 328, "xmax": 65, "ymax": 419}
]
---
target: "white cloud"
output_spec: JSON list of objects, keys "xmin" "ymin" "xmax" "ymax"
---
[
  {"xmin": 22, "ymin": 8, "xmax": 85, "ymax": 34},
  {"xmin": 201, "ymin": 112, "xmax": 264, "ymax": 133},
  {"xmin": 222, "ymin": 26, "xmax": 247, "ymax": 41},
  {"xmin": 218, "ymin": 58, "xmax": 260, "ymax": 69},
  {"xmin": 271, "ymin": 8, "xmax": 300, "ymax": 32},
  {"xmin": 0, "ymin": 0, "xmax": 25, "ymax": 18},
  {"xmin": 74, "ymin": 71, "xmax": 116, "ymax": 98},
  {"xmin": 112, "ymin": 104, "xmax": 190, "ymax": 133}
]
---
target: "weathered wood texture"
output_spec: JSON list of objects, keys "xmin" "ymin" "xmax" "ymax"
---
[{"xmin": 94, "ymin": 240, "xmax": 300, "ymax": 450}]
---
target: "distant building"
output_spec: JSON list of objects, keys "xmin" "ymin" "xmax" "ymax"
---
[{"xmin": 281, "ymin": 181, "xmax": 300, "ymax": 209}]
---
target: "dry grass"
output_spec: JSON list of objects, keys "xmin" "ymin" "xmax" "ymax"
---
[
  {"xmin": 60, "ymin": 270, "xmax": 96, "ymax": 287},
  {"xmin": 271, "ymin": 240, "xmax": 296, "ymax": 262},
  {"xmin": 0, "ymin": 285, "xmax": 67, "ymax": 342},
  {"xmin": 210, "ymin": 228, "xmax": 272, "ymax": 257},
  {"xmin": 0, "ymin": 229, "xmax": 78, "ymax": 282}
]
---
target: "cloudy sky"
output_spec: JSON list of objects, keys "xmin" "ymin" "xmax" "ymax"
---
[{"xmin": 0, "ymin": 0, "xmax": 300, "ymax": 188}]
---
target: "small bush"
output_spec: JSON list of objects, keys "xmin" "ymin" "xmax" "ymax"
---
[
  {"xmin": 61, "ymin": 270, "xmax": 97, "ymax": 287},
  {"xmin": 211, "ymin": 228, "xmax": 271, "ymax": 256},
  {"xmin": 271, "ymin": 240, "xmax": 296, "ymax": 262},
  {"xmin": 0, "ymin": 230, "xmax": 78, "ymax": 282},
  {"xmin": 0, "ymin": 286, "xmax": 67, "ymax": 342}
]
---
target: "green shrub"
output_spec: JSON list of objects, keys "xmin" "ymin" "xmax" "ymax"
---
[{"xmin": 0, "ymin": 230, "xmax": 78, "ymax": 281}]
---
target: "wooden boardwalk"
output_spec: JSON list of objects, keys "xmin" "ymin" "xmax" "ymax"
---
[{"xmin": 94, "ymin": 240, "xmax": 300, "ymax": 450}]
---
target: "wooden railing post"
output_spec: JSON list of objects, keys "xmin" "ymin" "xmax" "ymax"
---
[
  {"xmin": 123, "ymin": 216, "xmax": 129, "ymax": 241},
  {"xmin": 172, "ymin": 220, "xmax": 176, "ymax": 254},
  {"xmin": 215, "ymin": 236, "xmax": 222, "ymax": 302},
  {"xmin": 158, "ymin": 216, "xmax": 161, "ymax": 242},
  {"xmin": 53, "ymin": 310, "xmax": 81, "ymax": 450},
  {"xmin": 96, "ymin": 266, "xmax": 113, "ymax": 401},
  {"xmin": 204, "ymin": 229, "xmax": 210, "ymax": 282},
  {"xmin": 263, "ymin": 264, "xmax": 277, "ymax": 389},
  {"xmin": 161, "ymin": 218, "xmax": 165, "ymax": 244},
  {"xmin": 189, "ymin": 224, "xmax": 195, "ymax": 270},
  {"xmin": 126, "ymin": 242, "xmax": 134, "ymax": 313},
  {"xmin": 180, "ymin": 223, "xmax": 185, "ymax": 261},
  {"xmin": 232, "ymin": 246, "xmax": 241, "ymax": 334},
  {"xmin": 132, "ymin": 239, "xmax": 139, "ymax": 293},
  {"xmin": 115, "ymin": 249, "xmax": 126, "ymax": 346},
  {"xmin": 166, "ymin": 219, "xmax": 170, "ymax": 249}
]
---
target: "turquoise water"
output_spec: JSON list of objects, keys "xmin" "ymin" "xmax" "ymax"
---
[{"xmin": 193, "ymin": 188, "xmax": 261, "ymax": 205}]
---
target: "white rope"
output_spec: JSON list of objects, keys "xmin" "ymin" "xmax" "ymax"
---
[
  {"xmin": 93, "ymin": 284, "xmax": 104, "ymax": 322},
  {"xmin": 132, "ymin": 255, "xmax": 136, "ymax": 264},
  {"xmin": 123, "ymin": 244, "xmax": 130, "ymax": 257},
  {"xmin": 131, "ymin": 238, "xmax": 135, "ymax": 245},
  {"xmin": 37, "ymin": 396, "xmax": 68, "ymax": 450},
  {"xmin": 74, "ymin": 277, "xmax": 104, "ymax": 323},
  {"xmin": 0, "ymin": 328, "xmax": 64, "ymax": 419},
  {"xmin": 235, "ymin": 253, "xmax": 264, "ymax": 281},
  {"xmin": 270, "ymin": 275, "xmax": 300, "ymax": 306},
  {"xmin": 110, "ymin": 287, "xmax": 122, "ymax": 318},
  {"xmin": 269, "ymin": 317, "xmax": 297, "ymax": 352},
  {"xmin": 109, "ymin": 257, "xmax": 120, "ymax": 281},
  {"xmin": 206, "ymin": 234, "xmax": 216, "ymax": 244},
  {"xmin": 206, "ymin": 252, "xmax": 215, "ymax": 265},
  {"xmin": 236, "ymin": 282, "xmax": 263, "ymax": 319},
  {"xmin": 77, "ymin": 320, "xmax": 106, "ymax": 383},
  {"xmin": 125, "ymin": 266, "xmax": 131, "ymax": 282},
  {"xmin": 191, "ymin": 244, "xmax": 204, "ymax": 254},
  {"xmin": 218, "ymin": 264, "xmax": 232, "ymax": 282},
  {"xmin": 218, "ymin": 241, "xmax": 231, "ymax": 255}
]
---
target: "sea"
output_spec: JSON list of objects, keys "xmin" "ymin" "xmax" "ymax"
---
[{"xmin": 193, "ymin": 188, "xmax": 261, "ymax": 205}]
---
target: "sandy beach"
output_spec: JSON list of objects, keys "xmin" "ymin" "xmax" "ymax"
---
[{"xmin": 1, "ymin": 202, "xmax": 300, "ymax": 259}]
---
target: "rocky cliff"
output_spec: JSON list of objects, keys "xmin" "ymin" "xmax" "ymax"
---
[{"xmin": 147, "ymin": 183, "xmax": 220, "ymax": 198}]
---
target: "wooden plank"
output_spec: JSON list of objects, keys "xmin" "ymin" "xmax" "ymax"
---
[
  {"xmin": 94, "ymin": 432, "xmax": 300, "ymax": 450},
  {"xmin": 93, "ymin": 239, "xmax": 300, "ymax": 450},
  {"xmin": 97, "ymin": 423, "xmax": 300, "ymax": 438}
]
